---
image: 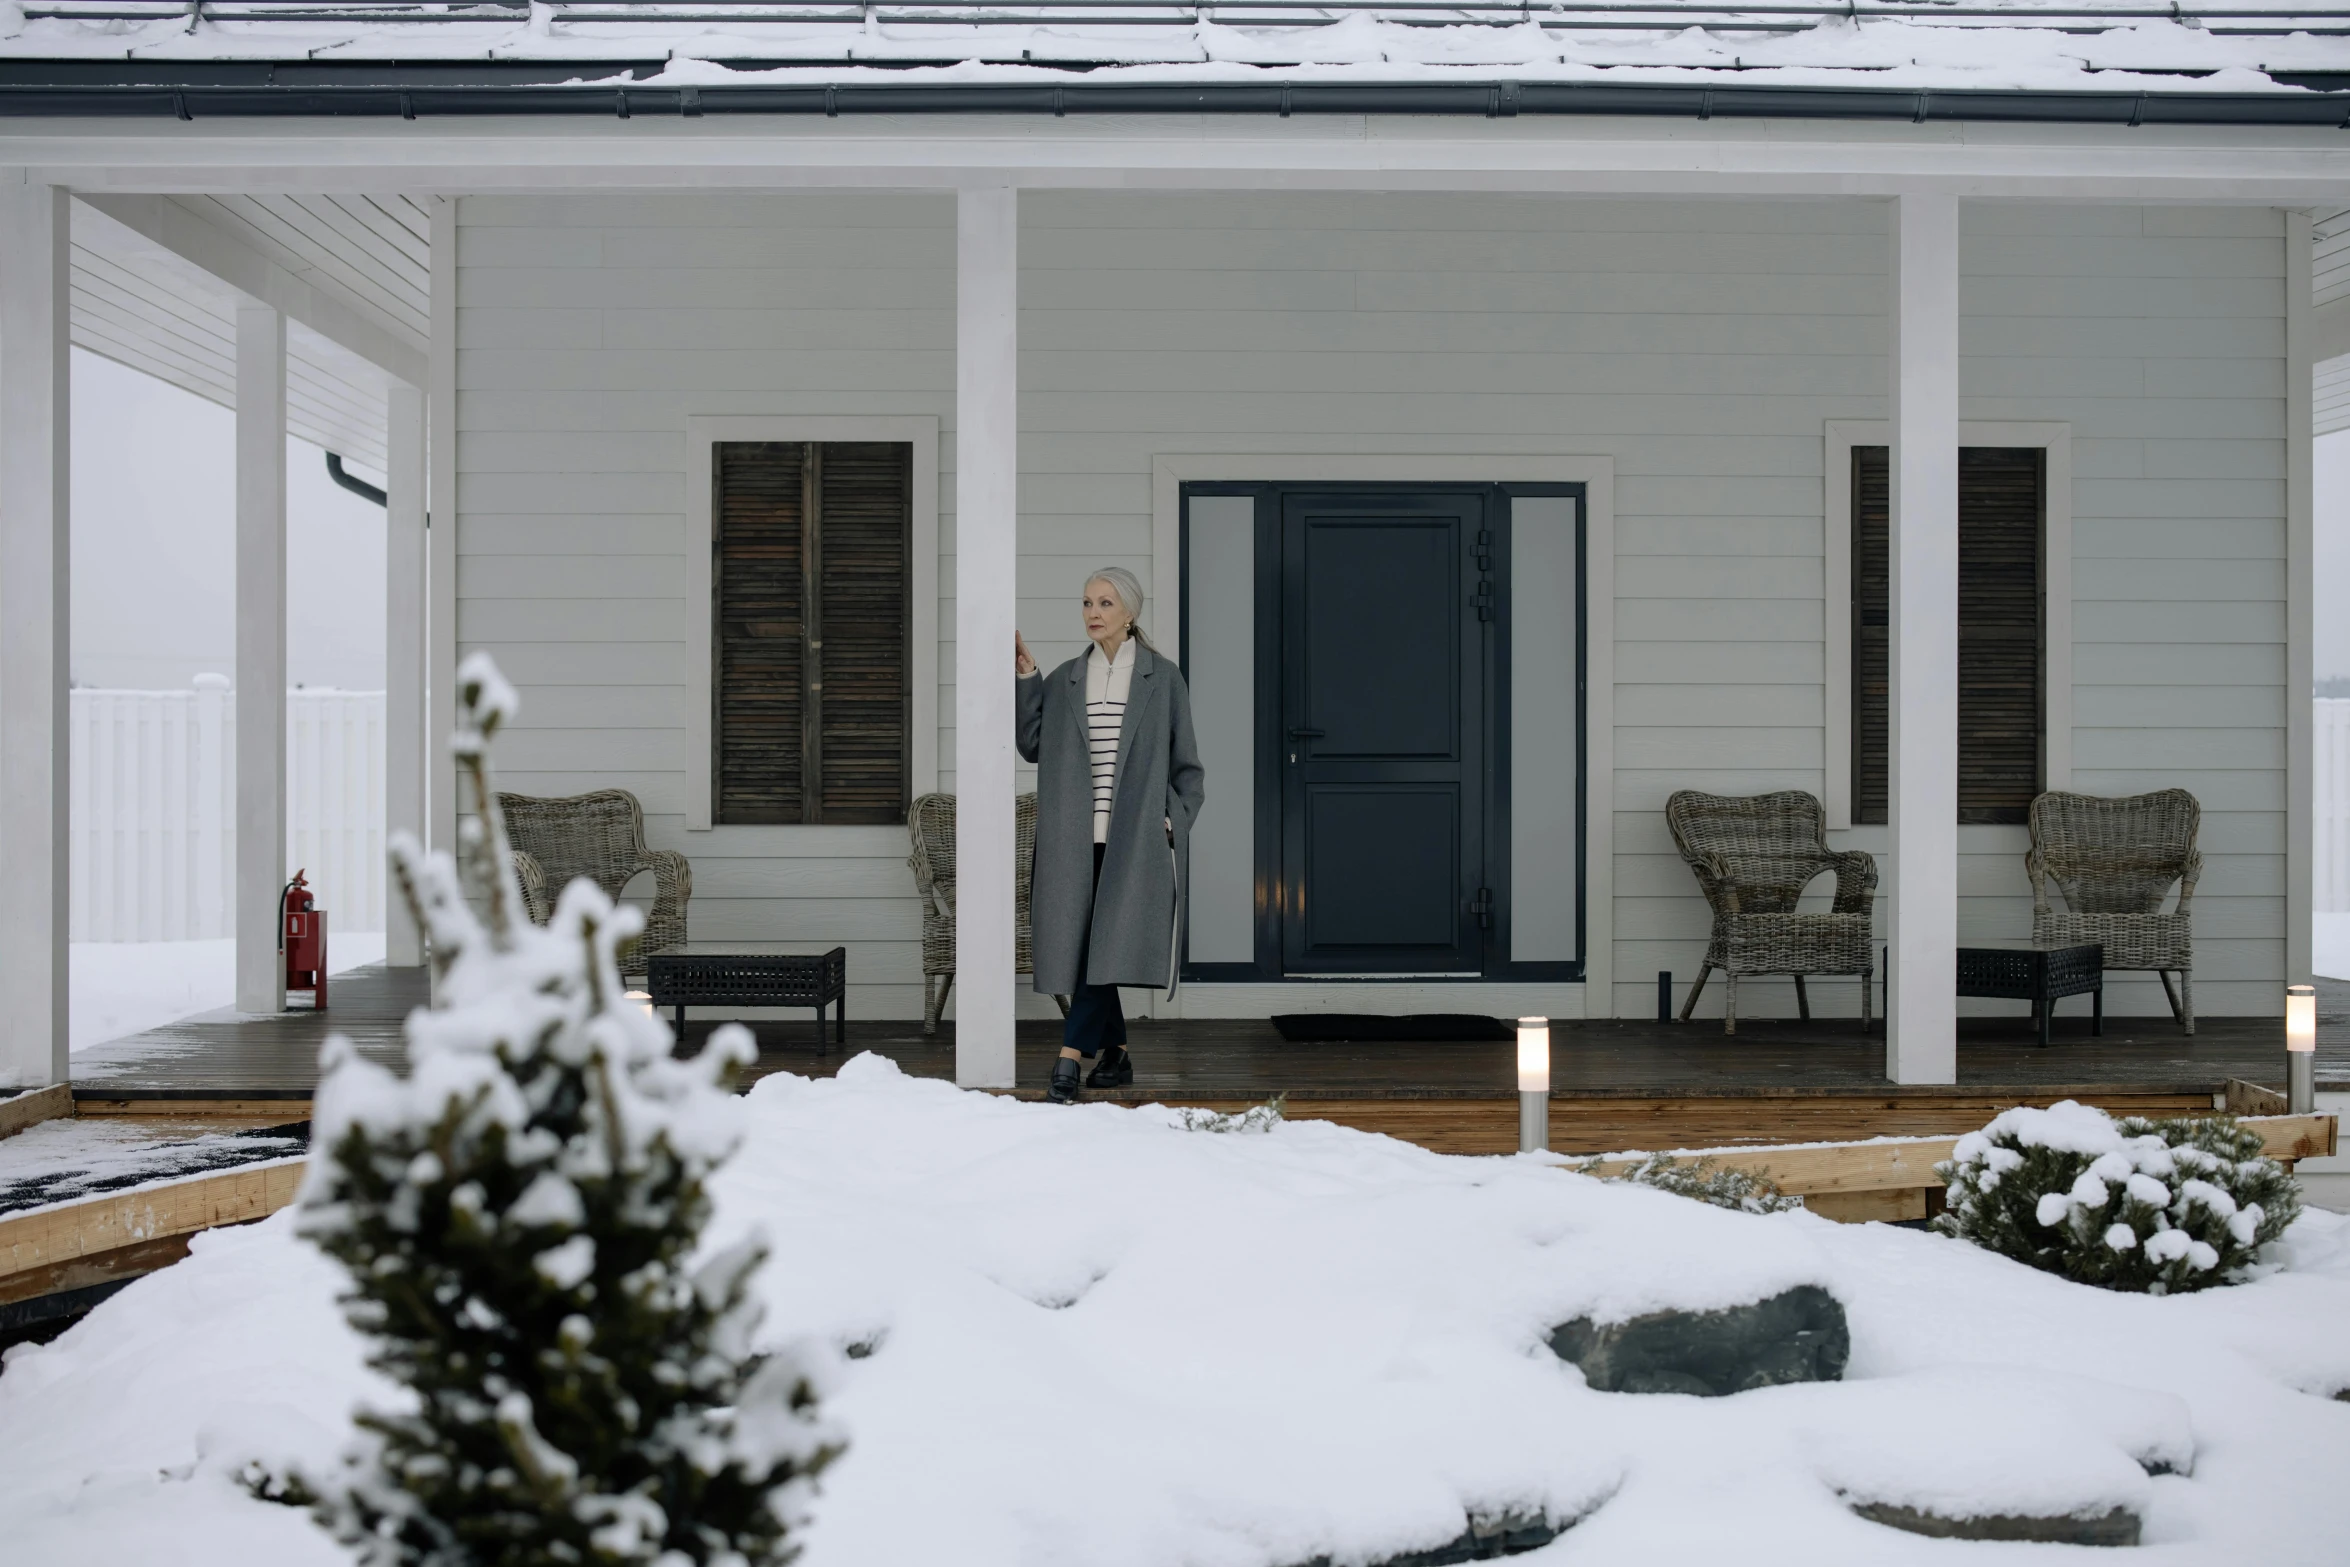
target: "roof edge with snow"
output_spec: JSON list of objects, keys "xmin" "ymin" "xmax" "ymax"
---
[{"xmin": 4, "ymin": 61, "xmax": 2350, "ymax": 124}]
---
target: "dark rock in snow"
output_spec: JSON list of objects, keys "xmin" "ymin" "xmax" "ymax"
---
[
  {"xmin": 1852, "ymin": 1501, "xmax": 2142, "ymax": 1547},
  {"xmin": 1547, "ymin": 1284, "xmax": 1849, "ymax": 1396},
  {"xmin": 1287, "ymin": 1510, "xmax": 1567, "ymax": 1567}
]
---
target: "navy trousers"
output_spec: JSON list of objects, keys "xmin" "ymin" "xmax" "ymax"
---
[{"xmin": 1062, "ymin": 843, "xmax": 1128, "ymax": 1059}]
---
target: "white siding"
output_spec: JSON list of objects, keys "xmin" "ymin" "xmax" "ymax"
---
[
  {"xmin": 1020, "ymin": 193, "xmax": 1889, "ymax": 1020},
  {"xmin": 455, "ymin": 194, "xmax": 2289, "ymax": 1020},
  {"xmin": 1965, "ymin": 205, "xmax": 2286, "ymax": 1021},
  {"xmin": 456, "ymin": 194, "xmax": 957, "ymax": 1020}
]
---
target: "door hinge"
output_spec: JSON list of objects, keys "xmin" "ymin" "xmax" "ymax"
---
[
  {"xmin": 1472, "ymin": 887, "xmax": 1495, "ymax": 929},
  {"xmin": 1473, "ymin": 579, "xmax": 1495, "ymax": 622},
  {"xmin": 1475, "ymin": 527, "xmax": 1494, "ymax": 573}
]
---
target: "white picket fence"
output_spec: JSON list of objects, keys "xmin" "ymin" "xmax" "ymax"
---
[
  {"xmin": 69, "ymin": 680, "xmax": 387, "ymax": 942},
  {"xmin": 2323, "ymin": 698, "xmax": 2350, "ymax": 914}
]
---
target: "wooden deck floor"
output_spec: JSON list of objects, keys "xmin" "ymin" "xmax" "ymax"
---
[
  {"xmin": 68, "ymin": 964, "xmax": 2350, "ymax": 1129},
  {"xmin": 732, "ymin": 1004, "xmax": 2350, "ymax": 1102},
  {"xmin": 72, "ymin": 963, "xmax": 416, "ymax": 1106}
]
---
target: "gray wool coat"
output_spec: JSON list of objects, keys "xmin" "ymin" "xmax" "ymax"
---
[{"xmin": 1017, "ymin": 640, "xmax": 1205, "ymax": 994}]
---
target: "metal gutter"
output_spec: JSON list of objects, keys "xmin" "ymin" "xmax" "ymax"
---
[{"xmin": 1, "ymin": 63, "xmax": 2348, "ymax": 123}]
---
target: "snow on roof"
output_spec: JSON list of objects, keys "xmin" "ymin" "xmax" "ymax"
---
[{"xmin": 4, "ymin": 1, "xmax": 2350, "ymax": 97}]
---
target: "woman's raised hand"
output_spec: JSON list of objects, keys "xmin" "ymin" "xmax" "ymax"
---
[{"xmin": 1014, "ymin": 630, "xmax": 1037, "ymax": 677}]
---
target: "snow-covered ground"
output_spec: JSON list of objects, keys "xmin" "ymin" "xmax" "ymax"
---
[
  {"xmin": 3, "ymin": 1056, "xmax": 2348, "ymax": 1566},
  {"xmin": 69, "ymin": 935, "xmax": 386, "ymax": 1055},
  {"xmin": 2318, "ymin": 913, "xmax": 2350, "ymax": 982}
]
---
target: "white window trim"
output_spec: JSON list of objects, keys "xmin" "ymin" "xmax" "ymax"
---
[
  {"xmin": 1824, "ymin": 420, "xmax": 2072, "ymax": 833},
  {"xmin": 683, "ymin": 415, "xmax": 941, "ymax": 833},
  {"xmin": 1148, "ymin": 452, "xmax": 1617, "ymax": 1015}
]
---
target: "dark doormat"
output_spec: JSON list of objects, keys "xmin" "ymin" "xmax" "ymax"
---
[{"xmin": 1271, "ymin": 1013, "xmax": 1513, "ymax": 1043}]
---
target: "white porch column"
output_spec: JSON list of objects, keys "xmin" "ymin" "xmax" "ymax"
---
[
  {"xmin": 955, "ymin": 184, "xmax": 1018, "ymax": 1089},
  {"xmin": 386, "ymin": 382, "xmax": 427, "ymax": 966},
  {"xmin": 427, "ymin": 198, "xmax": 457, "ymax": 897},
  {"xmin": 0, "ymin": 184, "xmax": 71, "ymax": 1089},
  {"xmin": 235, "ymin": 300, "xmax": 289, "ymax": 1015},
  {"xmin": 2286, "ymin": 209, "xmax": 2315, "ymax": 989},
  {"xmin": 1887, "ymin": 192, "xmax": 1961, "ymax": 1085}
]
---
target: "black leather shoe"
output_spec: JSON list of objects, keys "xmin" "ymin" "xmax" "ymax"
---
[
  {"xmin": 1085, "ymin": 1046, "xmax": 1134, "ymax": 1088},
  {"xmin": 1047, "ymin": 1056, "xmax": 1083, "ymax": 1104}
]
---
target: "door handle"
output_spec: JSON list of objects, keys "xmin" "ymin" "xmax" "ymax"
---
[{"xmin": 1287, "ymin": 727, "xmax": 1326, "ymax": 738}]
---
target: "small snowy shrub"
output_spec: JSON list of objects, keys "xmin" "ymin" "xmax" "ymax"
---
[
  {"xmin": 289, "ymin": 653, "xmax": 838, "ymax": 1566},
  {"xmin": 1572, "ymin": 1155, "xmax": 1803, "ymax": 1216},
  {"xmin": 1934, "ymin": 1100, "xmax": 2300, "ymax": 1294},
  {"xmin": 1175, "ymin": 1094, "xmax": 1286, "ymax": 1134}
]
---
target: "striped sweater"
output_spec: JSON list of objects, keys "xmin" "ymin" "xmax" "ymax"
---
[{"xmin": 1084, "ymin": 636, "xmax": 1137, "ymax": 844}]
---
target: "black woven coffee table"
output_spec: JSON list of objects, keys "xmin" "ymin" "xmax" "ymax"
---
[
  {"xmin": 647, "ymin": 948, "xmax": 847, "ymax": 1051},
  {"xmin": 1955, "ymin": 941, "xmax": 2102, "ymax": 1048}
]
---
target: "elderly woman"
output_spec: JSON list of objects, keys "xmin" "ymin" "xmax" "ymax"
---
[{"xmin": 1015, "ymin": 566, "xmax": 1205, "ymax": 1104}]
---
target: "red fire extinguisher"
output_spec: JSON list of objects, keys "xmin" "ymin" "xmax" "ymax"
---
[{"xmin": 282, "ymin": 870, "xmax": 329, "ymax": 1009}]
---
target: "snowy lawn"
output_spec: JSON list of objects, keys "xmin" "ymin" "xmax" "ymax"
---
[
  {"xmin": 70, "ymin": 934, "xmax": 387, "ymax": 1055},
  {"xmin": 4, "ymin": 1054, "xmax": 2350, "ymax": 1566}
]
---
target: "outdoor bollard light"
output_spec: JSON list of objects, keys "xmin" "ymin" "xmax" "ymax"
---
[
  {"xmin": 2287, "ymin": 984, "xmax": 2317, "ymax": 1115},
  {"xmin": 626, "ymin": 989, "xmax": 656, "ymax": 1021},
  {"xmin": 1517, "ymin": 1016, "xmax": 1551, "ymax": 1153}
]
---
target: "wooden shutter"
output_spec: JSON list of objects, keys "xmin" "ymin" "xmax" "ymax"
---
[
  {"xmin": 1851, "ymin": 446, "xmax": 2045, "ymax": 826},
  {"xmin": 714, "ymin": 442, "xmax": 807, "ymax": 825},
  {"xmin": 1852, "ymin": 445, "xmax": 1891, "ymax": 825},
  {"xmin": 811, "ymin": 442, "xmax": 912, "ymax": 824},
  {"xmin": 712, "ymin": 440, "xmax": 912, "ymax": 826},
  {"xmin": 1956, "ymin": 448, "xmax": 2044, "ymax": 824}
]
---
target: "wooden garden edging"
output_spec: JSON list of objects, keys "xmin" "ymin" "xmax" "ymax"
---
[
  {"xmin": 0, "ymin": 1084, "xmax": 73, "ymax": 1141},
  {"xmin": 0, "ymin": 1157, "xmax": 306, "ymax": 1307},
  {"xmin": 1577, "ymin": 1113, "xmax": 2338, "ymax": 1201}
]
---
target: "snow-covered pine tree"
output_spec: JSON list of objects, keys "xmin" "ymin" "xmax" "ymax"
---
[
  {"xmin": 290, "ymin": 652, "xmax": 837, "ymax": 1566},
  {"xmin": 1934, "ymin": 1100, "xmax": 2299, "ymax": 1295}
]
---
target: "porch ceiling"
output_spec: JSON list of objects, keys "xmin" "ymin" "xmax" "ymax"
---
[
  {"xmin": 66, "ymin": 191, "xmax": 428, "ymax": 469},
  {"xmin": 2317, "ymin": 206, "xmax": 2350, "ymax": 434},
  {"xmin": 183, "ymin": 192, "xmax": 431, "ymax": 347}
]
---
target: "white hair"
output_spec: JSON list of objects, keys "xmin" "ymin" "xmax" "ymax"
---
[{"xmin": 1085, "ymin": 565, "xmax": 1153, "ymax": 650}]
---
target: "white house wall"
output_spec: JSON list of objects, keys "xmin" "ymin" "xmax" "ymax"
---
[
  {"xmin": 456, "ymin": 193, "xmax": 958, "ymax": 1023},
  {"xmin": 453, "ymin": 192, "xmax": 2288, "ymax": 1021},
  {"xmin": 1960, "ymin": 203, "xmax": 2286, "ymax": 1023}
]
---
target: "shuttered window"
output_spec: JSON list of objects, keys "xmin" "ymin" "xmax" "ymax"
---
[
  {"xmin": 713, "ymin": 441, "xmax": 912, "ymax": 825},
  {"xmin": 1852, "ymin": 446, "xmax": 2046, "ymax": 826}
]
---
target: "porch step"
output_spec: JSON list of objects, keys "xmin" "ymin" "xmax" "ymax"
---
[{"xmin": 1042, "ymin": 1088, "xmax": 2228, "ymax": 1159}]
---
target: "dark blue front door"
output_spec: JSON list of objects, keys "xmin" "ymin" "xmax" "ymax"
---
[{"xmin": 1279, "ymin": 491, "xmax": 1489, "ymax": 976}]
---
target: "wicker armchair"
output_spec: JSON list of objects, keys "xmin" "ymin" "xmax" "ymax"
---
[
  {"xmin": 2027, "ymin": 789, "xmax": 2201, "ymax": 1035},
  {"xmin": 907, "ymin": 792, "xmax": 1059, "ymax": 1034},
  {"xmin": 1666, "ymin": 789, "xmax": 1877, "ymax": 1035},
  {"xmin": 497, "ymin": 789, "xmax": 691, "ymax": 976}
]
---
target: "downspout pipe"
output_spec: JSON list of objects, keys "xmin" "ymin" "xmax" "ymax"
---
[{"xmin": 325, "ymin": 452, "xmax": 387, "ymax": 507}]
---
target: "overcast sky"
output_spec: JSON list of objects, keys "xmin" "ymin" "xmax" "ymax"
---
[
  {"xmin": 70, "ymin": 347, "xmax": 385, "ymax": 691},
  {"xmin": 2318, "ymin": 434, "xmax": 2350, "ymax": 686},
  {"xmin": 65, "ymin": 346, "xmax": 2350, "ymax": 692}
]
